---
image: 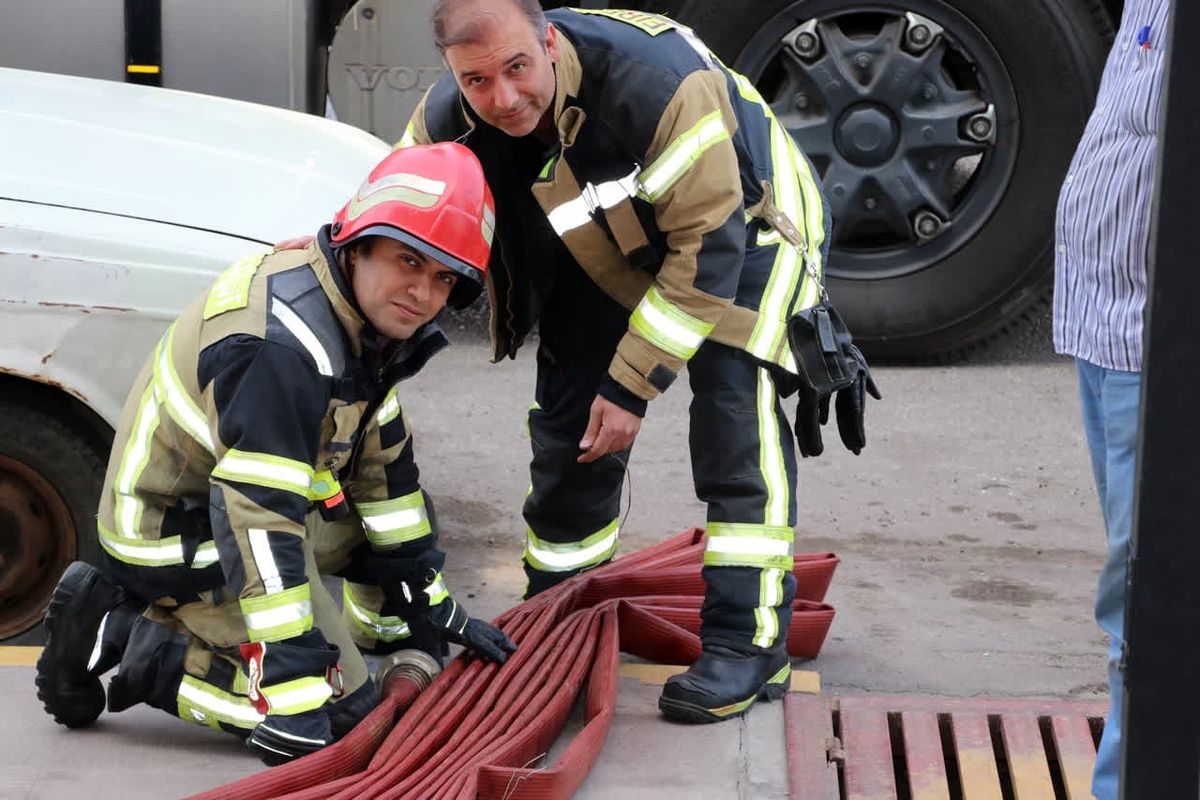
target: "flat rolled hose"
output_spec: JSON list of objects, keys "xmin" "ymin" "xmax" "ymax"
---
[{"xmin": 191, "ymin": 528, "xmax": 838, "ymax": 800}]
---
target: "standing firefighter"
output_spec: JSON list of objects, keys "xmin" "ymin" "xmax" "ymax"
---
[
  {"xmin": 35, "ymin": 143, "xmax": 515, "ymax": 764},
  {"xmin": 399, "ymin": 0, "xmax": 877, "ymax": 723}
]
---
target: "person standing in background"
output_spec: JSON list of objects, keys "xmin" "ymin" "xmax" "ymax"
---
[{"xmin": 1053, "ymin": 2, "xmax": 1169, "ymax": 797}]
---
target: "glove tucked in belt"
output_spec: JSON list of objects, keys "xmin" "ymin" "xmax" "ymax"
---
[{"xmin": 787, "ymin": 300, "xmax": 882, "ymax": 457}]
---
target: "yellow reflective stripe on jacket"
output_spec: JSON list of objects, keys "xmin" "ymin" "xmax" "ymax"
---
[
  {"xmin": 524, "ymin": 518, "xmax": 619, "ymax": 573},
  {"xmin": 630, "ymin": 285, "xmax": 715, "ymax": 361},
  {"xmin": 376, "ymin": 385, "xmax": 402, "ymax": 426},
  {"xmin": 203, "ymin": 254, "xmax": 262, "ymax": 320},
  {"xmin": 395, "ymin": 120, "xmax": 418, "ymax": 148},
  {"xmin": 153, "ymin": 324, "xmax": 215, "ymax": 454},
  {"xmin": 177, "ymin": 674, "xmax": 263, "ymax": 730},
  {"xmin": 99, "ymin": 524, "xmax": 219, "ymax": 568},
  {"xmin": 703, "ymin": 522, "xmax": 793, "ymax": 570},
  {"xmin": 240, "ymin": 583, "xmax": 314, "ymax": 642},
  {"xmin": 260, "ymin": 674, "xmax": 333, "ymax": 716},
  {"xmin": 344, "ymin": 582, "xmax": 412, "ymax": 642},
  {"xmin": 638, "ymin": 109, "xmax": 730, "ymax": 202},
  {"xmin": 211, "ymin": 449, "xmax": 314, "ymax": 497},
  {"xmin": 355, "ymin": 490, "xmax": 431, "ymax": 547},
  {"xmin": 113, "ymin": 381, "xmax": 160, "ymax": 538},
  {"xmin": 98, "ymin": 521, "xmax": 219, "ymax": 568}
]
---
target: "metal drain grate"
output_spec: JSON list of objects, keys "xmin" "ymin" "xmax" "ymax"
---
[{"xmin": 786, "ymin": 694, "xmax": 1108, "ymax": 800}]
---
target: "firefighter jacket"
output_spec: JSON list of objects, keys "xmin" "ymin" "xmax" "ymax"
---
[
  {"xmin": 96, "ymin": 228, "xmax": 450, "ymax": 717},
  {"xmin": 399, "ymin": 7, "xmax": 830, "ymax": 405}
]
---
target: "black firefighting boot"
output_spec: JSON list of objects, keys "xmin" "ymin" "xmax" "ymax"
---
[
  {"xmin": 658, "ymin": 644, "xmax": 791, "ymax": 724},
  {"xmin": 35, "ymin": 561, "xmax": 132, "ymax": 728}
]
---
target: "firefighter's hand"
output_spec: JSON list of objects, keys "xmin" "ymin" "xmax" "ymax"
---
[
  {"xmin": 578, "ymin": 395, "xmax": 641, "ymax": 463},
  {"xmin": 445, "ymin": 618, "xmax": 518, "ymax": 664},
  {"xmin": 274, "ymin": 235, "xmax": 316, "ymax": 251}
]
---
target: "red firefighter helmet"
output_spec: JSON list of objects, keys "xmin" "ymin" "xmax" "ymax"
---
[{"xmin": 331, "ymin": 142, "xmax": 495, "ymax": 310}]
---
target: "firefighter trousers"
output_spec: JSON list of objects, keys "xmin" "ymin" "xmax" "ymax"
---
[
  {"xmin": 524, "ymin": 262, "xmax": 798, "ymax": 653},
  {"xmin": 102, "ymin": 513, "xmax": 373, "ymax": 737}
]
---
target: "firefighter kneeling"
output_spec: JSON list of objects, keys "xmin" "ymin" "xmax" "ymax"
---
[{"xmin": 34, "ymin": 143, "xmax": 515, "ymax": 764}]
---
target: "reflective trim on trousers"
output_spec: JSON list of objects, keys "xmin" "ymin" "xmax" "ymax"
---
[{"xmin": 524, "ymin": 517, "xmax": 620, "ymax": 573}]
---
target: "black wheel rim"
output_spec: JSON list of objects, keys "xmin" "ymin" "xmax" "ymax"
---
[{"xmin": 735, "ymin": 0, "xmax": 1019, "ymax": 281}]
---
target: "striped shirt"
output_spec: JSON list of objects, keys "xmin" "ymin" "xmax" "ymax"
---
[{"xmin": 1053, "ymin": 0, "xmax": 1170, "ymax": 372}]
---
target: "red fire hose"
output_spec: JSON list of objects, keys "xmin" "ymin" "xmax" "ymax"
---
[{"xmin": 191, "ymin": 529, "xmax": 838, "ymax": 800}]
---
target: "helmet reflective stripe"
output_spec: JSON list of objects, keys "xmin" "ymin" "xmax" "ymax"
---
[{"xmin": 482, "ymin": 203, "xmax": 496, "ymax": 246}]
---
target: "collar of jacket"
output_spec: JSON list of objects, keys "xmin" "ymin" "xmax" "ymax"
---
[{"xmin": 312, "ymin": 224, "xmax": 450, "ymax": 380}]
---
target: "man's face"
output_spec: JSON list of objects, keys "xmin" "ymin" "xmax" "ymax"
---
[
  {"xmin": 442, "ymin": 0, "xmax": 559, "ymax": 138},
  {"xmin": 349, "ymin": 237, "xmax": 458, "ymax": 340}
]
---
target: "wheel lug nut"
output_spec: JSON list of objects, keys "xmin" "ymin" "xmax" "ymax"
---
[
  {"xmin": 865, "ymin": 197, "xmax": 877, "ymax": 210},
  {"xmin": 913, "ymin": 210, "xmax": 943, "ymax": 240},
  {"xmin": 907, "ymin": 24, "xmax": 931, "ymax": 47},
  {"xmin": 794, "ymin": 31, "xmax": 819, "ymax": 57},
  {"xmin": 794, "ymin": 93, "xmax": 810, "ymax": 111},
  {"xmin": 922, "ymin": 84, "xmax": 937, "ymax": 101},
  {"xmin": 855, "ymin": 53, "xmax": 872, "ymax": 68},
  {"xmin": 966, "ymin": 114, "xmax": 994, "ymax": 141}
]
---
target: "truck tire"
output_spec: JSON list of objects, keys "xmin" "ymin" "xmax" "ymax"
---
[
  {"xmin": 654, "ymin": 0, "xmax": 1113, "ymax": 359},
  {"xmin": 0, "ymin": 400, "xmax": 106, "ymax": 643}
]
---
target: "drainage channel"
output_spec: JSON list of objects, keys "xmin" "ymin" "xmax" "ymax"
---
[{"xmin": 786, "ymin": 694, "xmax": 1106, "ymax": 800}]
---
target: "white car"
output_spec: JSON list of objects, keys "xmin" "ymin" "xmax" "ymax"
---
[{"xmin": 0, "ymin": 67, "xmax": 390, "ymax": 641}]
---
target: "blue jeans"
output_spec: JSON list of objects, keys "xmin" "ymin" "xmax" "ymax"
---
[{"xmin": 1076, "ymin": 358, "xmax": 1141, "ymax": 800}]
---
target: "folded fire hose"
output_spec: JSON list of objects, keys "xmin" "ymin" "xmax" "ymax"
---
[{"xmin": 190, "ymin": 528, "xmax": 838, "ymax": 800}]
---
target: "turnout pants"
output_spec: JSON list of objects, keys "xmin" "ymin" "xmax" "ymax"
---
[
  {"xmin": 103, "ymin": 513, "xmax": 372, "ymax": 737},
  {"xmin": 524, "ymin": 262, "xmax": 798, "ymax": 652}
]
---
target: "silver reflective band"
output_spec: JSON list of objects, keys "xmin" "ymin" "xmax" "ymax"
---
[
  {"xmin": 634, "ymin": 294, "xmax": 705, "ymax": 354},
  {"xmin": 347, "ymin": 596, "xmax": 411, "ymax": 638},
  {"xmin": 178, "ymin": 676, "xmax": 264, "ymax": 725},
  {"xmin": 249, "ymin": 528, "xmax": 284, "ymax": 595},
  {"xmin": 546, "ymin": 167, "xmax": 641, "ymax": 236},
  {"xmin": 243, "ymin": 599, "xmax": 313, "ymax": 633},
  {"xmin": 154, "ymin": 332, "xmax": 215, "ymax": 453},
  {"xmin": 361, "ymin": 506, "xmax": 426, "ymax": 534},
  {"xmin": 377, "ymin": 386, "xmax": 401, "ymax": 425},
  {"xmin": 264, "ymin": 681, "xmax": 332, "ymax": 712},
  {"xmin": 705, "ymin": 536, "xmax": 791, "ymax": 558},
  {"xmin": 271, "ymin": 298, "xmax": 333, "ymax": 376},
  {"xmin": 214, "ymin": 452, "xmax": 312, "ymax": 494},
  {"xmin": 526, "ymin": 527, "xmax": 620, "ymax": 571},
  {"xmin": 356, "ymin": 170, "xmax": 446, "ymax": 200}
]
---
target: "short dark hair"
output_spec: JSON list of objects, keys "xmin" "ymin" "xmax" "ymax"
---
[{"xmin": 431, "ymin": 0, "xmax": 548, "ymax": 52}]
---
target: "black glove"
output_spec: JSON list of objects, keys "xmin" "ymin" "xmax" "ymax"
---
[
  {"xmin": 432, "ymin": 599, "xmax": 517, "ymax": 664},
  {"xmin": 246, "ymin": 707, "xmax": 332, "ymax": 766},
  {"xmin": 834, "ymin": 343, "xmax": 881, "ymax": 455},
  {"xmin": 787, "ymin": 301, "xmax": 881, "ymax": 457}
]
